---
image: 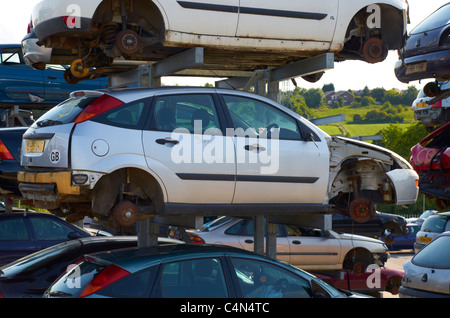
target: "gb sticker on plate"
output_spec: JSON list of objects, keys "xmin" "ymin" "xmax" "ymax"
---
[{"xmin": 50, "ymin": 150, "xmax": 61, "ymax": 164}]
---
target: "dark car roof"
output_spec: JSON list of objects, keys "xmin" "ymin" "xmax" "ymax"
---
[{"xmin": 86, "ymin": 243, "xmax": 262, "ymax": 272}]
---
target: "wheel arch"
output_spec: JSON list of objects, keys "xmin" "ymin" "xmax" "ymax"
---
[
  {"xmin": 334, "ymin": 2, "xmax": 407, "ymax": 56},
  {"xmin": 91, "ymin": 0, "xmax": 166, "ymax": 36},
  {"xmin": 91, "ymin": 166, "xmax": 166, "ymax": 217}
]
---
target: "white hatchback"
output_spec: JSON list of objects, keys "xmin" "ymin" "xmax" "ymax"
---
[
  {"xmin": 26, "ymin": 0, "xmax": 409, "ymax": 82},
  {"xmin": 400, "ymin": 232, "xmax": 450, "ymax": 298},
  {"xmin": 18, "ymin": 87, "xmax": 418, "ymax": 228}
]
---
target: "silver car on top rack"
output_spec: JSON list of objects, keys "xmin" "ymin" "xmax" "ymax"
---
[{"xmin": 18, "ymin": 87, "xmax": 418, "ymax": 229}]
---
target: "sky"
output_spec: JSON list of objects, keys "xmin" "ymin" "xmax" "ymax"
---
[{"xmin": 0, "ymin": 0, "xmax": 448, "ymax": 91}]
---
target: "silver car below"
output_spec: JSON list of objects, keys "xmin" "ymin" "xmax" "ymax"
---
[{"xmin": 187, "ymin": 216, "xmax": 390, "ymax": 272}]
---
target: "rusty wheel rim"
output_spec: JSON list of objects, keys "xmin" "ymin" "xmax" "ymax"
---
[{"xmin": 113, "ymin": 201, "xmax": 139, "ymax": 227}]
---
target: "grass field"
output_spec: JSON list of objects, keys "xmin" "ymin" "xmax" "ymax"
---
[{"xmin": 310, "ymin": 103, "xmax": 415, "ymax": 137}]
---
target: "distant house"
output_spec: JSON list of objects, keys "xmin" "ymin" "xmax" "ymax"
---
[{"xmin": 325, "ymin": 90, "xmax": 354, "ymax": 106}]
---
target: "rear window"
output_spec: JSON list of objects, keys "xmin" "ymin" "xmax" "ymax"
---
[
  {"xmin": 411, "ymin": 4, "xmax": 450, "ymax": 34},
  {"xmin": 421, "ymin": 215, "xmax": 450, "ymax": 233},
  {"xmin": 45, "ymin": 261, "xmax": 104, "ymax": 297},
  {"xmin": 412, "ymin": 235, "xmax": 450, "ymax": 268},
  {"xmin": 33, "ymin": 95, "xmax": 100, "ymax": 128}
]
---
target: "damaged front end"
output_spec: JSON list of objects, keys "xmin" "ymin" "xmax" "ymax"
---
[{"xmin": 328, "ymin": 136, "xmax": 419, "ymax": 223}]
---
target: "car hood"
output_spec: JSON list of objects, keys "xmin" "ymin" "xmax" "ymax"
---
[
  {"xmin": 334, "ymin": 231, "xmax": 387, "ymax": 246},
  {"xmin": 330, "ymin": 136, "xmax": 412, "ymax": 169}
]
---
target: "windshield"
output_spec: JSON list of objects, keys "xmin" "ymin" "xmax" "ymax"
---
[
  {"xmin": 33, "ymin": 95, "xmax": 101, "ymax": 128},
  {"xmin": 421, "ymin": 215, "xmax": 449, "ymax": 233},
  {"xmin": 200, "ymin": 216, "xmax": 233, "ymax": 232},
  {"xmin": 411, "ymin": 4, "xmax": 450, "ymax": 34},
  {"xmin": 412, "ymin": 235, "xmax": 450, "ymax": 268},
  {"xmin": 0, "ymin": 241, "xmax": 78, "ymax": 277}
]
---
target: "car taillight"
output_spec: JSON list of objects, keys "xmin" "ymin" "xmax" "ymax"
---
[
  {"xmin": 75, "ymin": 94, "xmax": 124, "ymax": 124},
  {"xmin": 189, "ymin": 236, "xmax": 205, "ymax": 244},
  {"xmin": 0, "ymin": 140, "xmax": 14, "ymax": 160},
  {"xmin": 432, "ymin": 100, "xmax": 442, "ymax": 108},
  {"xmin": 27, "ymin": 18, "xmax": 33, "ymax": 34},
  {"xmin": 79, "ymin": 264, "xmax": 130, "ymax": 298}
]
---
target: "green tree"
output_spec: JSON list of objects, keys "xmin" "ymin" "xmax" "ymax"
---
[
  {"xmin": 371, "ymin": 87, "xmax": 386, "ymax": 103},
  {"xmin": 303, "ymin": 88, "xmax": 326, "ymax": 108},
  {"xmin": 375, "ymin": 123, "xmax": 428, "ymax": 160},
  {"xmin": 322, "ymin": 83, "xmax": 335, "ymax": 92}
]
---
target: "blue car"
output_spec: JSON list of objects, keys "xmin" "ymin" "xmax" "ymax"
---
[
  {"xmin": 0, "ymin": 212, "xmax": 91, "ymax": 266},
  {"xmin": 44, "ymin": 244, "xmax": 370, "ymax": 299},
  {"xmin": 395, "ymin": 3, "xmax": 450, "ymax": 84},
  {"xmin": 382, "ymin": 223, "xmax": 420, "ymax": 251},
  {"xmin": 0, "ymin": 44, "xmax": 107, "ymax": 109}
]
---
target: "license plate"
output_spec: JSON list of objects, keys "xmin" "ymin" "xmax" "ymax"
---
[
  {"xmin": 419, "ymin": 236, "xmax": 432, "ymax": 243},
  {"xmin": 416, "ymin": 102, "xmax": 427, "ymax": 109},
  {"xmin": 406, "ymin": 62, "xmax": 427, "ymax": 74},
  {"xmin": 26, "ymin": 140, "xmax": 45, "ymax": 153}
]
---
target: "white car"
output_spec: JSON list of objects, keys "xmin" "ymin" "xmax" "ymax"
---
[
  {"xmin": 400, "ymin": 232, "xmax": 450, "ymax": 298},
  {"xmin": 27, "ymin": 0, "xmax": 409, "ymax": 82},
  {"xmin": 187, "ymin": 216, "xmax": 390, "ymax": 272},
  {"xmin": 18, "ymin": 87, "xmax": 418, "ymax": 228},
  {"xmin": 412, "ymin": 81, "xmax": 450, "ymax": 131}
]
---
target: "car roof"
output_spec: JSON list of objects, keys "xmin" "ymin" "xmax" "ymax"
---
[{"xmin": 85, "ymin": 243, "xmax": 260, "ymax": 272}]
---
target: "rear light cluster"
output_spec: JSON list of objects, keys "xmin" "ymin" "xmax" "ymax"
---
[
  {"xmin": 189, "ymin": 236, "xmax": 205, "ymax": 244},
  {"xmin": 79, "ymin": 264, "xmax": 130, "ymax": 298},
  {"xmin": 431, "ymin": 100, "xmax": 442, "ymax": 108},
  {"xmin": 0, "ymin": 140, "xmax": 13, "ymax": 160},
  {"xmin": 75, "ymin": 94, "xmax": 124, "ymax": 124}
]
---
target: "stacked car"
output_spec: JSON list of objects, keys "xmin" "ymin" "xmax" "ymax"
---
[{"xmin": 395, "ymin": 3, "xmax": 450, "ymax": 211}]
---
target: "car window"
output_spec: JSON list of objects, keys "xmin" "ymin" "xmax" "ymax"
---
[
  {"xmin": 0, "ymin": 218, "xmax": 29, "ymax": 240},
  {"xmin": 151, "ymin": 94, "xmax": 221, "ymax": 134},
  {"xmin": 230, "ymin": 257, "xmax": 311, "ymax": 298},
  {"xmin": 97, "ymin": 267, "xmax": 158, "ymax": 298},
  {"xmin": 225, "ymin": 220, "xmax": 283, "ymax": 237},
  {"xmin": 421, "ymin": 215, "xmax": 448, "ymax": 233},
  {"xmin": 286, "ymin": 225, "xmax": 326, "ymax": 238},
  {"xmin": 160, "ymin": 258, "xmax": 228, "ymax": 298},
  {"xmin": 0, "ymin": 48, "xmax": 24, "ymax": 65},
  {"xmin": 33, "ymin": 95, "xmax": 100, "ymax": 127},
  {"xmin": 411, "ymin": 4, "xmax": 450, "ymax": 34},
  {"xmin": 412, "ymin": 235, "xmax": 450, "ymax": 268},
  {"xmin": 29, "ymin": 217, "xmax": 76, "ymax": 240},
  {"xmin": 91, "ymin": 100, "xmax": 147, "ymax": 129},
  {"xmin": 222, "ymin": 95, "xmax": 301, "ymax": 140}
]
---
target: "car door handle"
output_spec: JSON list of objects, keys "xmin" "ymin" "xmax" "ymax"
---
[
  {"xmin": 47, "ymin": 76, "xmax": 57, "ymax": 79},
  {"xmin": 292, "ymin": 240, "xmax": 301, "ymax": 245},
  {"xmin": 244, "ymin": 239, "xmax": 254, "ymax": 244},
  {"xmin": 155, "ymin": 138, "xmax": 179, "ymax": 145},
  {"xmin": 244, "ymin": 145, "xmax": 266, "ymax": 151}
]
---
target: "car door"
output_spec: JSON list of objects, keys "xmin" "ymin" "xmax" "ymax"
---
[
  {"xmin": 142, "ymin": 92, "xmax": 236, "ymax": 204},
  {"xmin": 220, "ymin": 93, "xmax": 329, "ymax": 204},
  {"xmin": 286, "ymin": 225, "xmax": 340, "ymax": 267},
  {"xmin": 159, "ymin": 0, "xmax": 239, "ymax": 36},
  {"xmin": 225, "ymin": 219, "xmax": 291, "ymax": 263},
  {"xmin": 236, "ymin": 0, "xmax": 338, "ymax": 42},
  {"xmin": 0, "ymin": 216, "xmax": 37, "ymax": 266},
  {"xmin": 0, "ymin": 46, "xmax": 45, "ymax": 103}
]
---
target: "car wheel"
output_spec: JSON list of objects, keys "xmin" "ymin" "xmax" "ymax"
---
[
  {"xmin": 385, "ymin": 276, "xmax": 402, "ymax": 295},
  {"xmin": 112, "ymin": 200, "xmax": 139, "ymax": 227},
  {"xmin": 343, "ymin": 249, "xmax": 372, "ymax": 275},
  {"xmin": 349, "ymin": 197, "xmax": 376, "ymax": 223}
]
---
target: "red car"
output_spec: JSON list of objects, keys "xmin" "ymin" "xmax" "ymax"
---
[
  {"xmin": 315, "ymin": 268, "xmax": 403, "ymax": 296},
  {"xmin": 410, "ymin": 122, "xmax": 450, "ymax": 209}
]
